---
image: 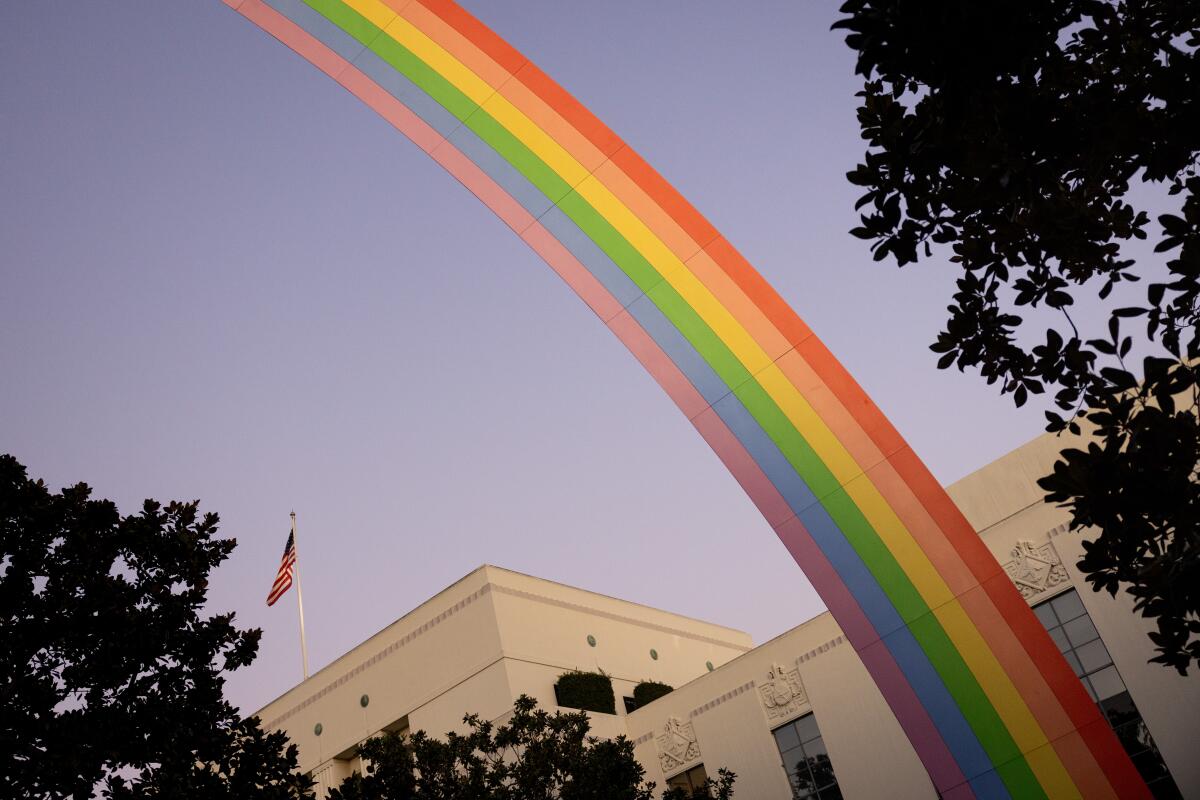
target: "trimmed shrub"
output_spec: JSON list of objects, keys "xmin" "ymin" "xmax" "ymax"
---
[
  {"xmin": 553, "ymin": 670, "xmax": 615, "ymax": 714},
  {"xmin": 632, "ymin": 680, "xmax": 674, "ymax": 708}
]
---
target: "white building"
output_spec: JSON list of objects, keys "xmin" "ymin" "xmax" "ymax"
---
[{"xmin": 256, "ymin": 433, "xmax": 1199, "ymax": 798}]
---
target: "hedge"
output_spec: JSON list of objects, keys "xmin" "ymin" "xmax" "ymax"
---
[
  {"xmin": 554, "ymin": 670, "xmax": 615, "ymax": 714},
  {"xmin": 632, "ymin": 680, "xmax": 674, "ymax": 708}
]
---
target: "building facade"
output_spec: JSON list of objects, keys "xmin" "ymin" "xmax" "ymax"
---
[{"xmin": 257, "ymin": 433, "xmax": 1200, "ymax": 798}]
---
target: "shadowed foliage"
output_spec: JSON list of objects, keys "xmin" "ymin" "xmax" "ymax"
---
[
  {"xmin": 632, "ymin": 681, "xmax": 674, "ymax": 708},
  {"xmin": 834, "ymin": 0, "xmax": 1199, "ymax": 672},
  {"xmin": 554, "ymin": 670, "xmax": 616, "ymax": 715},
  {"xmin": 329, "ymin": 695, "xmax": 734, "ymax": 800},
  {"xmin": 0, "ymin": 454, "xmax": 313, "ymax": 799}
]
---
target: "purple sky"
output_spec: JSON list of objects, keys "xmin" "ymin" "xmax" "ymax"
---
[{"xmin": 2, "ymin": 1, "xmax": 1070, "ymax": 715}]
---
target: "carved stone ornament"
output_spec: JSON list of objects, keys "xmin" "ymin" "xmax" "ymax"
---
[
  {"xmin": 757, "ymin": 662, "xmax": 808, "ymax": 721},
  {"xmin": 655, "ymin": 716, "xmax": 701, "ymax": 773},
  {"xmin": 1003, "ymin": 539, "xmax": 1069, "ymax": 599}
]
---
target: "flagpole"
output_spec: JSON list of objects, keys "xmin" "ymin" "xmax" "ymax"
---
[{"xmin": 291, "ymin": 511, "xmax": 310, "ymax": 680}]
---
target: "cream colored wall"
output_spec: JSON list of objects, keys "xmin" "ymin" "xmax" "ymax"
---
[
  {"xmin": 256, "ymin": 564, "xmax": 753, "ymax": 786},
  {"xmin": 256, "ymin": 567, "xmax": 505, "ymax": 773},
  {"xmin": 948, "ymin": 431, "xmax": 1200, "ymax": 797},
  {"xmin": 626, "ymin": 614, "xmax": 934, "ymax": 799},
  {"xmin": 258, "ymin": 448, "xmax": 1199, "ymax": 799},
  {"xmin": 487, "ymin": 567, "xmax": 751, "ymax": 694},
  {"xmin": 1049, "ymin": 531, "xmax": 1200, "ymax": 793}
]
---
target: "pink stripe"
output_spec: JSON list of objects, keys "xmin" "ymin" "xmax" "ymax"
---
[
  {"xmin": 942, "ymin": 781, "xmax": 978, "ymax": 800},
  {"xmin": 774, "ymin": 516, "xmax": 878, "ymax": 650},
  {"xmin": 520, "ymin": 224, "xmax": 623, "ymax": 321},
  {"xmin": 232, "ymin": 7, "xmax": 962, "ymax": 794},
  {"xmin": 431, "ymin": 144, "xmax": 536, "ymax": 233},
  {"xmin": 238, "ymin": 0, "xmax": 350, "ymax": 82},
  {"xmin": 692, "ymin": 407, "xmax": 794, "ymax": 528},
  {"xmin": 607, "ymin": 310, "xmax": 709, "ymax": 419},
  {"xmin": 859, "ymin": 639, "xmax": 970, "ymax": 794},
  {"xmin": 774, "ymin": 515, "xmax": 968, "ymax": 794},
  {"xmin": 337, "ymin": 68, "xmax": 445, "ymax": 154}
]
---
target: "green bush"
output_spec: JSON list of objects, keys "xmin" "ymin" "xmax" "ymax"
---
[
  {"xmin": 553, "ymin": 670, "xmax": 615, "ymax": 714},
  {"xmin": 632, "ymin": 681, "xmax": 674, "ymax": 708}
]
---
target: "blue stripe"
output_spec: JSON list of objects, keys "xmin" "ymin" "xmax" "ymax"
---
[
  {"xmin": 267, "ymin": 7, "xmax": 1001, "ymax": 787},
  {"xmin": 540, "ymin": 208, "xmax": 643, "ymax": 308},
  {"xmin": 351, "ymin": 48, "xmax": 462, "ymax": 137},
  {"xmin": 262, "ymin": 0, "xmax": 366, "ymax": 63},
  {"xmin": 628, "ymin": 295, "xmax": 727, "ymax": 405},
  {"xmin": 969, "ymin": 769, "xmax": 1012, "ymax": 800},
  {"xmin": 446, "ymin": 126, "xmax": 555, "ymax": 218},
  {"xmin": 883, "ymin": 626, "xmax": 1003, "ymax": 790}
]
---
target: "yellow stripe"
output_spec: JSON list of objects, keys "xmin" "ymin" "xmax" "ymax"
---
[
  {"xmin": 341, "ymin": 0, "xmax": 396, "ymax": 31},
  {"xmin": 353, "ymin": 12, "xmax": 1079, "ymax": 787},
  {"xmin": 935, "ymin": 602, "xmax": 1079, "ymax": 798},
  {"xmin": 1027, "ymin": 745, "xmax": 1084, "ymax": 800},
  {"xmin": 382, "ymin": 13, "xmax": 494, "ymax": 106},
  {"xmin": 844, "ymin": 475, "xmax": 955, "ymax": 609},
  {"xmin": 482, "ymin": 93, "xmax": 590, "ymax": 187},
  {"xmin": 758, "ymin": 364, "xmax": 861, "ymax": 484}
]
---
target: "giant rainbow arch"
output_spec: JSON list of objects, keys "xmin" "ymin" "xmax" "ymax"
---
[{"xmin": 224, "ymin": 1, "xmax": 1150, "ymax": 797}]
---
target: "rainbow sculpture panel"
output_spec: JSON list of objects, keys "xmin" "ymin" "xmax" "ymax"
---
[{"xmin": 223, "ymin": 1, "xmax": 1149, "ymax": 796}]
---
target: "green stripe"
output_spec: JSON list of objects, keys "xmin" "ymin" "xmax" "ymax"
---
[
  {"xmin": 372, "ymin": 33, "xmax": 478, "ymax": 120},
  {"xmin": 466, "ymin": 112, "xmax": 573, "ymax": 201},
  {"xmin": 296, "ymin": 3, "xmax": 1045, "ymax": 791},
  {"xmin": 908, "ymin": 616, "xmax": 1046, "ymax": 798},
  {"xmin": 559, "ymin": 193, "xmax": 662, "ymax": 291},
  {"xmin": 304, "ymin": 0, "xmax": 379, "ymax": 46}
]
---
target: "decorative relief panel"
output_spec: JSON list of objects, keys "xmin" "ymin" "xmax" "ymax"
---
[
  {"xmin": 656, "ymin": 716, "xmax": 701, "ymax": 773},
  {"xmin": 1004, "ymin": 539, "xmax": 1069, "ymax": 599},
  {"xmin": 757, "ymin": 662, "xmax": 808, "ymax": 721}
]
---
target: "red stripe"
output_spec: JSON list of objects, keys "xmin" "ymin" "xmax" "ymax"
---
[{"xmin": 396, "ymin": 5, "xmax": 1142, "ymax": 790}]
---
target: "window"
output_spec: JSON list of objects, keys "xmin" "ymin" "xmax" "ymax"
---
[
  {"xmin": 667, "ymin": 763, "xmax": 709, "ymax": 796},
  {"xmin": 1034, "ymin": 590, "xmax": 1181, "ymax": 799},
  {"xmin": 772, "ymin": 713, "xmax": 841, "ymax": 800}
]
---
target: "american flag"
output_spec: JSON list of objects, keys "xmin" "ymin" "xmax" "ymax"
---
[{"xmin": 266, "ymin": 531, "xmax": 297, "ymax": 606}]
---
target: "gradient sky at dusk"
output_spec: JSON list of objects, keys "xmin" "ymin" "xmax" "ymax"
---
[{"xmin": 2, "ymin": 2, "xmax": 1063, "ymax": 715}]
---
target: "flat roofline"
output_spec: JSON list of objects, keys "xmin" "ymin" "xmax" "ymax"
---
[
  {"xmin": 252, "ymin": 563, "xmax": 751, "ymax": 717},
  {"xmin": 251, "ymin": 563, "xmax": 495, "ymax": 716},
  {"xmin": 479, "ymin": 564, "xmax": 751, "ymax": 639}
]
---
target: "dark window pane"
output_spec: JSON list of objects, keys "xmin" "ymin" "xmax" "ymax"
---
[
  {"xmin": 775, "ymin": 723, "xmax": 801, "ymax": 752},
  {"xmin": 805, "ymin": 742, "xmax": 836, "ymax": 791},
  {"xmin": 774, "ymin": 715, "xmax": 839, "ymax": 800},
  {"xmin": 1051, "ymin": 591, "xmax": 1086, "ymax": 623},
  {"xmin": 794, "ymin": 760, "xmax": 819, "ymax": 795},
  {"xmin": 1063, "ymin": 615, "xmax": 1100, "ymax": 648},
  {"xmin": 818, "ymin": 786, "xmax": 844, "ymax": 800},
  {"xmin": 1033, "ymin": 602, "xmax": 1059, "ymax": 628},
  {"xmin": 794, "ymin": 714, "xmax": 822, "ymax": 744},
  {"xmin": 1116, "ymin": 723, "xmax": 1151, "ymax": 759},
  {"xmin": 1075, "ymin": 638, "xmax": 1112, "ymax": 674},
  {"xmin": 1099, "ymin": 692, "xmax": 1138, "ymax": 728},
  {"xmin": 1132, "ymin": 749, "xmax": 1169, "ymax": 783},
  {"xmin": 1146, "ymin": 776, "xmax": 1184, "ymax": 800},
  {"xmin": 1089, "ymin": 665, "xmax": 1125, "ymax": 701}
]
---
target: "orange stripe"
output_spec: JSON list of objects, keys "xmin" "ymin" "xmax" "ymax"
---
[
  {"xmin": 267, "ymin": 2, "xmax": 1142, "ymax": 792},
  {"xmin": 397, "ymin": 3, "xmax": 1126, "ymax": 789}
]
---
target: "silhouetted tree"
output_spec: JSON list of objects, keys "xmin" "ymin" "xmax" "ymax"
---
[
  {"xmin": 0, "ymin": 454, "xmax": 313, "ymax": 799},
  {"xmin": 834, "ymin": 0, "xmax": 1199, "ymax": 672},
  {"xmin": 328, "ymin": 695, "xmax": 734, "ymax": 800}
]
